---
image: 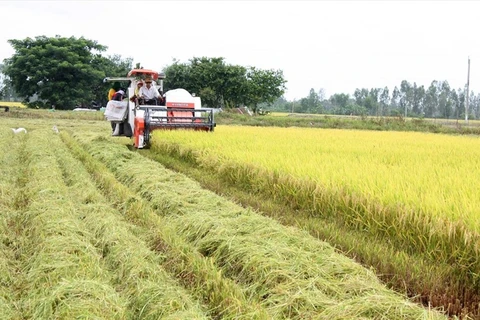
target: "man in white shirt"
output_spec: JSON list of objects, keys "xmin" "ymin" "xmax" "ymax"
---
[{"xmin": 138, "ymin": 77, "xmax": 163, "ymax": 105}]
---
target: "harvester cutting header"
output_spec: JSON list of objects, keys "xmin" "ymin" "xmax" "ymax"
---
[{"xmin": 104, "ymin": 68, "xmax": 216, "ymax": 148}]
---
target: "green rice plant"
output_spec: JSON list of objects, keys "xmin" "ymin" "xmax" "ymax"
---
[
  {"xmin": 0, "ymin": 212, "xmax": 16, "ymax": 315},
  {"xmin": 0, "ymin": 121, "xmax": 213, "ymax": 319},
  {"xmin": 0, "ymin": 297, "xmax": 17, "ymax": 320},
  {"xmin": 72, "ymin": 132, "xmax": 448, "ymax": 319},
  {"xmin": 85, "ymin": 210, "xmax": 210, "ymax": 320}
]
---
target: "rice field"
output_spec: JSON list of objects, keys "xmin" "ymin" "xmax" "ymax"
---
[
  {"xmin": 0, "ymin": 116, "xmax": 450, "ymax": 319},
  {"xmin": 149, "ymin": 126, "xmax": 480, "ymax": 318},
  {"xmin": 152, "ymin": 126, "xmax": 480, "ymax": 225}
]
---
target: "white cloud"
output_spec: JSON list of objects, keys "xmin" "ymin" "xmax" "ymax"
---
[{"xmin": 1, "ymin": 0, "xmax": 480, "ymax": 100}]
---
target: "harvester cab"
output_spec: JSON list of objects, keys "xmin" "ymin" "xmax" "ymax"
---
[{"xmin": 103, "ymin": 69, "xmax": 216, "ymax": 148}]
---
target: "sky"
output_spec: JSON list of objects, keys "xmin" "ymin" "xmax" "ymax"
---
[{"xmin": 1, "ymin": 0, "xmax": 480, "ymax": 101}]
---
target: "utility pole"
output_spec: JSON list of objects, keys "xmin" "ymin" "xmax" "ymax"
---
[
  {"xmin": 292, "ymin": 99, "xmax": 295, "ymax": 113},
  {"xmin": 465, "ymin": 56, "xmax": 471, "ymax": 124}
]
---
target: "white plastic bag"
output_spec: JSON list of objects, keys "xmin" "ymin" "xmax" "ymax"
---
[{"xmin": 104, "ymin": 100, "xmax": 128, "ymax": 121}]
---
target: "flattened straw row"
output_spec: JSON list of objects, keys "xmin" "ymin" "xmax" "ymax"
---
[
  {"xmin": 50, "ymin": 138, "xmax": 209, "ymax": 319},
  {"xmin": 85, "ymin": 206, "xmax": 210, "ymax": 319},
  {"xmin": 18, "ymin": 129, "xmax": 126, "ymax": 319},
  {"xmin": 74, "ymin": 133, "xmax": 448, "ymax": 319},
  {"xmin": 0, "ymin": 132, "xmax": 22, "ymax": 319},
  {"xmin": 62, "ymin": 131, "xmax": 270, "ymax": 319}
]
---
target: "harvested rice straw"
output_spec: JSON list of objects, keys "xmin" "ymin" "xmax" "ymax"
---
[
  {"xmin": 52, "ymin": 140, "xmax": 209, "ymax": 319},
  {"xmin": 18, "ymin": 130, "xmax": 127, "ymax": 319},
  {"xmin": 80, "ymin": 135, "xmax": 448, "ymax": 320}
]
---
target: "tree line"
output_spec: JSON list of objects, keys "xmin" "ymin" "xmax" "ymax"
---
[
  {"xmin": 0, "ymin": 35, "xmax": 286, "ymax": 111},
  {"xmin": 163, "ymin": 57, "xmax": 286, "ymax": 113},
  {"xmin": 267, "ymin": 80, "xmax": 479, "ymax": 120},
  {"xmin": 2, "ymin": 35, "xmax": 476, "ymax": 119}
]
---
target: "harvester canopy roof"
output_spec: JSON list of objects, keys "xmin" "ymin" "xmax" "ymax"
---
[{"xmin": 127, "ymin": 69, "xmax": 165, "ymax": 80}]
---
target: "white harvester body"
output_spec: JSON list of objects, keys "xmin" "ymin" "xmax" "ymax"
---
[{"xmin": 104, "ymin": 69, "xmax": 215, "ymax": 148}]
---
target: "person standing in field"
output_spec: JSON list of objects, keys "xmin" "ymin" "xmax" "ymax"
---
[{"xmin": 109, "ymin": 90, "xmax": 127, "ymax": 136}]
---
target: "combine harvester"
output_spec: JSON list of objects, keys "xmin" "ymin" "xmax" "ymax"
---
[{"xmin": 104, "ymin": 69, "xmax": 216, "ymax": 148}]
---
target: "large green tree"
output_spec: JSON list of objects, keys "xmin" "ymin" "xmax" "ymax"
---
[
  {"xmin": 424, "ymin": 81, "xmax": 438, "ymax": 118},
  {"xmin": 329, "ymin": 93, "xmax": 349, "ymax": 112},
  {"xmin": 3, "ymin": 35, "xmax": 131, "ymax": 109},
  {"xmin": 411, "ymin": 83, "xmax": 425, "ymax": 116},
  {"xmin": 242, "ymin": 67, "xmax": 286, "ymax": 113},
  {"xmin": 379, "ymin": 87, "xmax": 390, "ymax": 116},
  {"xmin": 164, "ymin": 57, "xmax": 248, "ymax": 108},
  {"xmin": 164, "ymin": 57, "xmax": 286, "ymax": 111}
]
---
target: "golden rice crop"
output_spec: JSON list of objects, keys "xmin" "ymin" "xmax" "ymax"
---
[
  {"xmin": 152, "ymin": 126, "xmax": 480, "ymax": 229},
  {"xmin": 150, "ymin": 125, "xmax": 480, "ymax": 317}
]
